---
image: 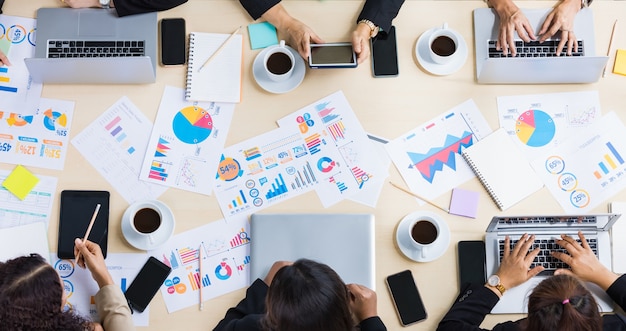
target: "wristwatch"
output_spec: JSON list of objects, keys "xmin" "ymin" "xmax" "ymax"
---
[
  {"xmin": 487, "ymin": 274, "xmax": 506, "ymax": 295},
  {"xmin": 358, "ymin": 19, "xmax": 379, "ymax": 38},
  {"xmin": 99, "ymin": 0, "xmax": 111, "ymax": 9}
]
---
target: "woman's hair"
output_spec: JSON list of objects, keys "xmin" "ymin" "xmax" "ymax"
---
[
  {"xmin": 261, "ymin": 259, "xmax": 354, "ymax": 331},
  {"xmin": 522, "ymin": 274, "xmax": 602, "ymax": 331},
  {"xmin": 0, "ymin": 254, "xmax": 93, "ymax": 331}
]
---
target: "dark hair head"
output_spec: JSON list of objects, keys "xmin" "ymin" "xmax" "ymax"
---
[
  {"xmin": 0, "ymin": 254, "xmax": 93, "ymax": 331},
  {"xmin": 523, "ymin": 274, "xmax": 602, "ymax": 331},
  {"xmin": 261, "ymin": 259, "xmax": 354, "ymax": 331}
]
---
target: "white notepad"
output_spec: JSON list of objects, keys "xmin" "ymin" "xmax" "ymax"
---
[
  {"xmin": 609, "ymin": 202, "xmax": 626, "ymax": 273},
  {"xmin": 185, "ymin": 32, "xmax": 243, "ymax": 103},
  {"xmin": 462, "ymin": 128, "xmax": 543, "ymax": 210}
]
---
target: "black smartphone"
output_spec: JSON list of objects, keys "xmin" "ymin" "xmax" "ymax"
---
[
  {"xmin": 458, "ymin": 240, "xmax": 487, "ymax": 287},
  {"xmin": 371, "ymin": 25, "xmax": 399, "ymax": 77},
  {"xmin": 160, "ymin": 18, "xmax": 186, "ymax": 66},
  {"xmin": 58, "ymin": 190, "xmax": 109, "ymax": 259},
  {"xmin": 386, "ymin": 270, "xmax": 427, "ymax": 326},
  {"xmin": 124, "ymin": 256, "xmax": 172, "ymax": 313}
]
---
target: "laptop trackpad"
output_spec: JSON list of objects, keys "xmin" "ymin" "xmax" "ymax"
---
[{"xmin": 78, "ymin": 12, "xmax": 115, "ymax": 36}]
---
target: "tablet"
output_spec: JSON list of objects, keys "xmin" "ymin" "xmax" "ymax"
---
[{"xmin": 58, "ymin": 190, "xmax": 110, "ymax": 259}]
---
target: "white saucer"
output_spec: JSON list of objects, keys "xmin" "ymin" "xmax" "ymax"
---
[
  {"xmin": 395, "ymin": 211, "xmax": 450, "ymax": 262},
  {"xmin": 121, "ymin": 200, "xmax": 175, "ymax": 250},
  {"xmin": 253, "ymin": 45, "xmax": 306, "ymax": 94},
  {"xmin": 415, "ymin": 27, "xmax": 468, "ymax": 76}
]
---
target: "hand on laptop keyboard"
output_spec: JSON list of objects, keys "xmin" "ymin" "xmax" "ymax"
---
[
  {"xmin": 494, "ymin": 234, "xmax": 545, "ymax": 293},
  {"xmin": 536, "ymin": 0, "xmax": 581, "ymax": 56}
]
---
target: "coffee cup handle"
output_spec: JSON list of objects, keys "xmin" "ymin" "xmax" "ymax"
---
[
  {"xmin": 148, "ymin": 234, "xmax": 155, "ymax": 245},
  {"xmin": 442, "ymin": 22, "xmax": 448, "ymax": 30},
  {"xmin": 421, "ymin": 246, "xmax": 427, "ymax": 259},
  {"xmin": 279, "ymin": 39, "xmax": 285, "ymax": 48}
]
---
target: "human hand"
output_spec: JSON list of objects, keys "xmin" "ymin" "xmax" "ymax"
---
[
  {"xmin": 347, "ymin": 283, "xmax": 378, "ymax": 322},
  {"xmin": 261, "ymin": 4, "xmax": 323, "ymax": 60},
  {"xmin": 494, "ymin": 3, "xmax": 537, "ymax": 56},
  {"xmin": 62, "ymin": 0, "xmax": 100, "ymax": 9},
  {"xmin": 495, "ymin": 234, "xmax": 544, "ymax": 291},
  {"xmin": 0, "ymin": 50, "xmax": 10, "ymax": 66},
  {"xmin": 537, "ymin": 0, "xmax": 581, "ymax": 55},
  {"xmin": 552, "ymin": 231, "xmax": 618, "ymax": 291},
  {"xmin": 352, "ymin": 23, "xmax": 372, "ymax": 64},
  {"xmin": 263, "ymin": 260, "xmax": 292, "ymax": 285},
  {"xmin": 74, "ymin": 238, "xmax": 114, "ymax": 288}
]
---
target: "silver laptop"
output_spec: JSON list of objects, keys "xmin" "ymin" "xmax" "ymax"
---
[
  {"xmin": 485, "ymin": 214, "xmax": 620, "ymax": 314},
  {"xmin": 473, "ymin": 8, "xmax": 608, "ymax": 84},
  {"xmin": 250, "ymin": 213, "xmax": 376, "ymax": 289},
  {"xmin": 25, "ymin": 8, "xmax": 156, "ymax": 84}
]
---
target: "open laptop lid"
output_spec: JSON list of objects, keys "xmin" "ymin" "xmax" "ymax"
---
[
  {"xmin": 250, "ymin": 213, "xmax": 376, "ymax": 289},
  {"xmin": 486, "ymin": 214, "xmax": 621, "ymax": 233}
]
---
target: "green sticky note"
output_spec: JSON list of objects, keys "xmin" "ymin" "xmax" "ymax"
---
[
  {"xmin": 247, "ymin": 22, "xmax": 278, "ymax": 50},
  {"xmin": 0, "ymin": 38, "xmax": 11, "ymax": 59},
  {"xmin": 2, "ymin": 165, "xmax": 39, "ymax": 200}
]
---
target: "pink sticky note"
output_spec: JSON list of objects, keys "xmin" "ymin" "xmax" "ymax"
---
[{"xmin": 449, "ymin": 188, "xmax": 479, "ymax": 218}]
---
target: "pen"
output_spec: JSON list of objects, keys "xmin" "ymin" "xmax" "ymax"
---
[
  {"xmin": 603, "ymin": 19, "xmax": 618, "ymax": 78},
  {"xmin": 197, "ymin": 25, "xmax": 242, "ymax": 73},
  {"xmin": 75, "ymin": 204, "xmax": 101, "ymax": 264},
  {"xmin": 199, "ymin": 245, "xmax": 203, "ymax": 311},
  {"xmin": 389, "ymin": 181, "xmax": 450, "ymax": 213}
]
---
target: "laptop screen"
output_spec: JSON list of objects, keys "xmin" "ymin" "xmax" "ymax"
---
[{"xmin": 486, "ymin": 214, "xmax": 621, "ymax": 232}]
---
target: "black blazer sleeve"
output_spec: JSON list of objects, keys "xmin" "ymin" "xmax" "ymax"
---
[
  {"xmin": 113, "ymin": 0, "xmax": 188, "ymax": 17},
  {"xmin": 356, "ymin": 0, "xmax": 404, "ymax": 34},
  {"xmin": 213, "ymin": 279, "xmax": 268, "ymax": 331},
  {"xmin": 359, "ymin": 316, "xmax": 387, "ymax": 331},
  {"xmin": 239, "ymin": 0, "xmax": 280, "ymax": 20},
  {"xmin": 0, "ymin": 0, "xmax": 5, "ymax": 14}
]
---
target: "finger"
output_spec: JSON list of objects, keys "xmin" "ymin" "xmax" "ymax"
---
[
  {"xmin": 559, "ymin": 234, "xmax": 582, "ymax": 253},
  {"xmin": 552, "ymin": 251, "xmax": 573, "ymax": 265},
  {"xmin": 506, "ymin": 28, "xmax": 516, "ymax": 56},
  {"xmin": 538, "ymin": 13, "xmax": 554, "ymax": 36},
  {"xmin": 512, "ymin": 233, "xmax": 528, "ymax": 256},
  {"xmin": 555, "ymin": 33, "xmax": 567, "ymax": 56},
  {"xmin": 566, "ymin": 35, "xmax": 574, "ymax": 56},
  {"xmin": 519, "ymin": 234, "xmax": 537, "ymax": 257},
  {"xmin": 523, "ymin": 22, "xmax": 537, "ymax": 41},
  {"xmin": 526, "ymin": 245, "xmax": 542, "ymax": 263},
  {"xmin": 578, "ymin": 231, "xmax": 591, "ymax": 250},
  {"xmin": 503, "ymin": 235, "xmax": 511, "ymax": 256},
  {"xmin": 527, "ymin": 265, "xmax": 545, "ymax": 278},
  {"xmin": 516, "ymin": 24, "xmax": 531, "ymax": 43}
]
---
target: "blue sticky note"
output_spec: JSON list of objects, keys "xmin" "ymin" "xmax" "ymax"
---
[
  {"xmin": 247, "ymin": 22, "xmax": 278, "ymax": 50},
  {"xmin": 449, "ymin": 188, "xmax": 479, "ymax": 218}
]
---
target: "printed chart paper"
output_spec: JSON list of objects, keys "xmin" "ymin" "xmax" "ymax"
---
[
  {"xmin": 497, "ymin": 91, "xmax": 601, "ymax": 160},
  {"xmin": 531, "ymin": 112, "xmax": 626, "ymax": 213},
  {"xmin": 348, "ymin": 134, "xmax": 391, "ymax": 208},
  {"xmin": 0, "ymin": 98, "xmax": 74, "ymax": 170},
  {"xmin": 140, "ymin": 86, "xmax": 234, "ymax": 196},
  {"xmin": 72, "ymin": 97, "xmax": 168, "ymax": 204},
  {"xmin": 277, "ymin": 91, "xmax": 388, "ymax": 207},
  {"xmin": 386, "ymin": 99, "xmax": 493, "ymax": 201},
  {"xmin": 51, "ymin": 253, "xmax": 150, "ymax": 327},
  {"xmin": 148, "ymin": 218, "xmax": 250, "ymax": 313},
  {"xmin": 0, "ymin": 169, "xmax": 56, "ymax": 228},
  {"xmin": 0, "ymin": 14, "xmax": 43, "ymax": 115}
]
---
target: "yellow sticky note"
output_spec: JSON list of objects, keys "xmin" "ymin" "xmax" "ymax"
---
[
  {"xmin": 2, "ymin": 165, "xmax": 39, "ymax": 200},
  {"xmin": 613, "ymin": 49, "xmax": 626, "ymax": 76}
]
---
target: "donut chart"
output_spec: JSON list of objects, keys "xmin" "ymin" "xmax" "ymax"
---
[
  {"xmin": 515, "ymin": 110, "xmax": 555, "ymax": 147},
  {"xmin": 172, "ymin": 106, "xmax": 213, "ymax": 144},
  {"xmin": 43, "ymin": 109, "xmax": 67, "ymax": 131}
]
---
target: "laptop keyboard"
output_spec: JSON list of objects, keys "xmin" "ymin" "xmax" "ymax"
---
[
  {"xmin": 495, "ymin": 216, "xmax": 597, "ymax": 225},
  {"xmin": 47, "ymin": 40, "xmax": 145, "ymax": 58},
  {"xmin": 499, "ymin": 236, "xmax": 598, "ymax": 275},
  {"xmin": 488, "ymin": 40, "xmax": 584, "ymax": 58}
]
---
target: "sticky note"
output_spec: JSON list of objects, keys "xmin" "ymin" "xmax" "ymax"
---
[
  {"xmin": 247, "ymin": 22, "xmax": 278, "ymax": 50},
  {"xmin": 2, "ymin": 165, "xmax": 39, "ymax": 200},
  {"xmin": 613, "ymin": 49, "xmax": 626, "ymax": 76},
  {"xmin": 449, "ymin": 188, "xmax": 479, "ymax": 218},
  {"xmin": 0, "ymin": 38, "xmax": 11, "ymax": 59}
]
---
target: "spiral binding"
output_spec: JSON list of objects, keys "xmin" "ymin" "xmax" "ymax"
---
[
  {"xmin": 184, "ymin": 33, "xmax": 196, "ymax": 100},
  {"xmin": 461, "ymin": 152, "xmax": 504, "ymax": 210}
]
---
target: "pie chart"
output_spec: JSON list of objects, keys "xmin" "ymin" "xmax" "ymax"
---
[
  {"xmin": 172, "ymin": 106, "xmax": 213, "ymax": 144},
  {"xmin": 43, "ymin": 109, "xmax": 67, "ymax": 131},
  {"xmin": 515, "ymin": 110, "xmax": 555, "ymax": 147}
]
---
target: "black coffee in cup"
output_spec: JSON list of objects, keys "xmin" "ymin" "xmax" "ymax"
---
[
  {"xmin": 411, "ymin": 220, "xmax": 438, "ymax": 245},
  {"xmin": 431, "ymin": 35, "xmax": 456, "ymax": 57},
  {"xmin": 266, "ymin": 52, "xmax": 293, "ymax": 75},
  {"xmin": 133, "ymin": 208, "xmax": 161, "ymax": 234}
]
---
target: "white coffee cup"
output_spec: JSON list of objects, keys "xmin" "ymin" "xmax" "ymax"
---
[
  {"xmin": 263, "ymin": 40, "xmax": 295, "ymax": 82},
  {"xmin": 428, "ymin": 23, "xmax": 459, "ymax": 65},
  {"xmin": 407, "ymin": 215, "xmax": 443, "ymax": 259},
  {"xmin": 125, "ymin": 200, "xmax": 172, "ymax": 246}
]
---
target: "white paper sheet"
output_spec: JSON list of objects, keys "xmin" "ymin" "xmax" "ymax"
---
[
  {"xmin": 0, "ymin": 222, "xmax": 49, "ymax": 262},
  {"xmin": 0, "ymin": 169, "xmax": 57, "ymax": 228}
]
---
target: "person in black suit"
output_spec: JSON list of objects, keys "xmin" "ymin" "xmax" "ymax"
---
[
  {"xmin": 213, "ymin": 259, "xmax": 386, "ymax": 331},
  {"xmin": 239, "ymin": 0, "xmax": 404, "ymax": 63},
  {"xmin": 437, "ymin": 232, "xmax": 626, "ymax": 330}
]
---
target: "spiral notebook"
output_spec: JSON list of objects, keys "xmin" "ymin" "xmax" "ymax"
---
[
  {"xmin": 462, "ymin": 128, "xmax": 543, "ymax": 210},
  {"xmin": 185, "ymin": 32, "xmax": 243, "ymax": 103}
]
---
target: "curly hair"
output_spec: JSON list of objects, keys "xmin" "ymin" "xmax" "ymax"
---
[
  {"xmin": 522, "ymin": 274, "xmax": 602, "ymax": 331},
  {"xmin": 0, "ymin": 254, "xmax": 94, "ymax": 331},
  {"xmin": 260, "ymin": 259, "xmax": 355, "ymax": 331}
]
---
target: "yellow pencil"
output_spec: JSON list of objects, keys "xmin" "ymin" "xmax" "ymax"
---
[
  {"xmin": 390, "ymin": 181, "xmax": 450, "ymax": 213},
  {"xmin": 197, "ymin": 25, "xmax": 242, "ymax": 73}
]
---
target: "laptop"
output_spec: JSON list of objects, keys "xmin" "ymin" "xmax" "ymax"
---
[
  {"xmin": 25, "ymin": 8, "xmax": 157, "ymax": 84},
  {"xmin": 473, "ymin": 8, "xmax": 608, "ymax": 84},
  {"xmin": 485, "ymin": 214, "xmax": 620, "ymax": 313},
  {"xmin": 250, "ymin": 213, "xmax": 376, "ymax": 289}
]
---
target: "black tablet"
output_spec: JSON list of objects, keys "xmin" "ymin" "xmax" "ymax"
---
[{"xmin": 58, "ymin": 190, "xmax": 110, "ymax": 259}]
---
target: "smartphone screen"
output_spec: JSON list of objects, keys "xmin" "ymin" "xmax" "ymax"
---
[
  {"xmin": 309, "ymin": 43, "xmax": 357, "ymax": 68},
  {"xmin": 124, "ymin": 256, "xmax": 172, "ymax": 313},
  {"xmin": 160, "ymin": 18, "xmax": 186, "ymax": 66},
  {"xmin": 371, "ymin": 26, "xmax": 399, "ymax": 77},
  {"xmin": 386, "ymin": 270, "xmax": 427, "ymax": 326},
  {"xmin": 58, "ymin": 190, "xmax": 109, "ymax": 259},
  {"xmin": 458, "ymin": 240, "xmax": 487, "ymax": 286}
]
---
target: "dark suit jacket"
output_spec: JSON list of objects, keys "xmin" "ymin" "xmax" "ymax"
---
[
  {"xmin": 436, "ymin": 274, "xmax": 626, "ymax": 331},
  {"xmin": 213, "ymin": 278, "xmax": 387, "ymax": 331},
  {"xmin": 114, "ymin": 0, "xmax": 188, "ymax": 17},
  {"xmin": 0, "ymin": 0, "xmax": 5, "ymax": 14}
]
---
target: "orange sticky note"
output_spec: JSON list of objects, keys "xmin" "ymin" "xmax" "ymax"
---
[{"xmin": 2, "ymin": 165, "xmax": 39, "ymax": 200}]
